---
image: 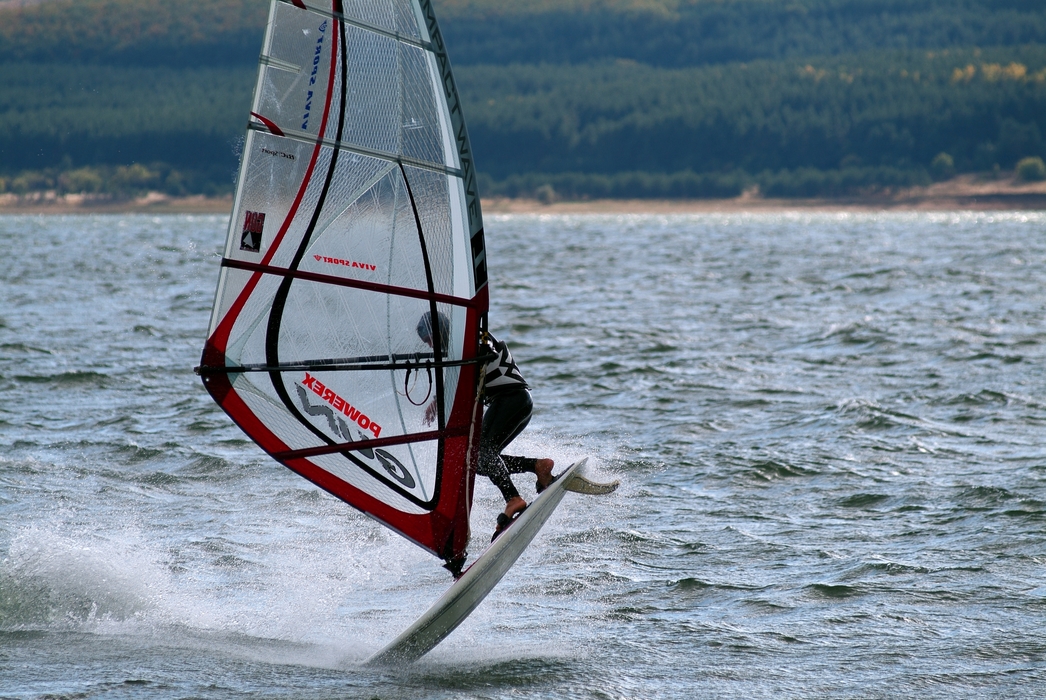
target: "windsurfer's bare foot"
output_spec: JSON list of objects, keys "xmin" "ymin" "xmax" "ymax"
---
[
  {"xmin": 535, "ymin": 458, "xmax": 555, "ymax": 493},
  {"xmin": 504, "ymin": 496, "xmax": 527, "ymax": 518}
]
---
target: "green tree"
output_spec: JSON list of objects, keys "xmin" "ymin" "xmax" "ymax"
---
[
  {"xmin": 1015, "ymin": 156, "xmax": 1046, "ymax": 181},
  {"xmin": 930, "ymin": 152, "xmax": 955, "ymax": 180}
]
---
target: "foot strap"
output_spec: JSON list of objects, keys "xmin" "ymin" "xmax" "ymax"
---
[{"xmin": 491, "ymin": 507, "xmax": 526, "ymax": 542}]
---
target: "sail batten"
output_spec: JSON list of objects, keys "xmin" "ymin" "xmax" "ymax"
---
[
  {"xmin": 273, "ymin": 428, "xmax": 447, "ymax": 460},
  {"xmin": 200, "ymin": 0, "xmax": 487, "ymax": 561},
  {"xmin": 277, "ymin": 0, "xmax": 434, "ymax": 51},
  {"xmin": 219, "ymin": 258, "xmax": 482, "ymax": 307},
  {"xmin": 246, "ymin": 121, "xmax": 462, "ymax": 178}
]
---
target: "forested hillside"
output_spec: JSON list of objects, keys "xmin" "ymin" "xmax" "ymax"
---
[
  {"xmin": 1, "ymin": 0, "xmax": 1045, "ymax": 198},
  {"xmin": 440, "ymin": 0, "xmax": 1046, "ymax": 68},
  {"xmin": 4, "ymin": 0, "xmax": 1044, "ymax": 67}
]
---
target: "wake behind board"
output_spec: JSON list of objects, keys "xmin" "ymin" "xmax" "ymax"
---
[{"xmin": 368, "ymin": 458, "xmax": 615, "ymax": 665}]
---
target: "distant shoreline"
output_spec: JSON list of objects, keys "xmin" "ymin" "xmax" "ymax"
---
[
  {"xmin": 1, "ymin": 176, "xmax": 1044, "ymax": 216},
  {"xmin": 0, "ymin": 193, "xmax": 237, "ymax": 216}
]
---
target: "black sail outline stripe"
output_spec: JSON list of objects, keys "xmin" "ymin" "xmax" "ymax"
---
[
  {"xmin": 260, "ymin": 6, "xmax": 439, "ymax": 510},
  {"xmin": 398, "ymin": 160, "xmax": 447, "ymax": 481}
]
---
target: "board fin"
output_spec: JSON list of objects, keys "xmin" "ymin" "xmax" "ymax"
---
[{"xmin": 564, "ymin": 472, "xmax": 620, "ymax": 496}]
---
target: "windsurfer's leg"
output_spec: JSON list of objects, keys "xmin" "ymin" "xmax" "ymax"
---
[
  {"xmin": 503, "ymin": 456, "xmax": 556, "ymax": 491},
  {"xmin": 485, "ymin": 389, "xmax": 533, "ymax": 453},
  {"xmin": 478, "ymin": 454, "xmax": 521, "ymax": 503},
  {"xmin": 478, "ymin": 390, "xmax": 533, "ymax": 509},
  {"xmin": 502, "ymin": 455, "xmax": 535, "ymax": 472}
]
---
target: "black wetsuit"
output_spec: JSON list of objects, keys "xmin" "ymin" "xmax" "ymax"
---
[{"xmin": 476, "ymin": 334, "xmax": 539, "ymax": 502}]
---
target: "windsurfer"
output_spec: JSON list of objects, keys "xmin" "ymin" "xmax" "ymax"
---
[{"xmin": 416, "ymin": 311, "xmax": 555, "ymax": 541}]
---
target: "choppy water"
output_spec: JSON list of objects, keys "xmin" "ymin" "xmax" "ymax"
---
[{"xmin": 2, "ymin": 211, "xmax": 1046, "ymax": 698}]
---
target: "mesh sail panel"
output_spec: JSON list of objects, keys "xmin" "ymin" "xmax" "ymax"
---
[{"xmin": 201, "ymin": 0, "xmax": 486, "ymax": 560}]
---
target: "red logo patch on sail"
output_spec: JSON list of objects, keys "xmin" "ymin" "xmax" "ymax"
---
[
  {"xmin": 314, "ymin": 254, "xmax": 377, "ymax": 272},
  {"xmin": 302, "ymin": 373, "xmax": 382, "ymax": 437},
  {"xmin": 240, "ymin": 211, "xmax": 265, "ymax": 253}
]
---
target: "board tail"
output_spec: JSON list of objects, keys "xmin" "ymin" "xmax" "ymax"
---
[{"xmin": 367, "ymin": 458, "xmax": 597, "ymax": 664}]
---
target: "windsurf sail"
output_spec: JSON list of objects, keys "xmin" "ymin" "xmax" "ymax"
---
[{"xmin": 198, "ymin": 0, "xmax": 488, "ymax": 565}]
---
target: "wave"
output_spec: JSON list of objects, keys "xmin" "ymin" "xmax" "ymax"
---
[
  {"xmin": 837, "ymin": 493, "xmax": 891, "ymax": 509},
  {"xmin": 0, "ymin": 342, "xmax": 51, "ymax": 355},
  {"xmin": 0, "ymin": 528, "xmax": 160, "ymax": 631},
  {"xmin": 13, "ymin": 370, "xmax": 110, "ymax": 387},
  {"xmin": 750, "ymin": 459, "xmax": 818, "ymax": 480},
  {"xmin": 806, "ymin": 583, "xmax": 862, "ymax": 599}
]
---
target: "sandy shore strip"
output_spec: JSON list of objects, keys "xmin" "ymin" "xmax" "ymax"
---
[
  {"xmin": 0, "ymin": 193, "xmax": 236, "ymax": 215},
  {"xmin": 0, "ymin": 176, "xmax": 1044, "ymax": 215},
  {"xmin": 486, "ymin": 176, "xmax": 1046, "ymax": 214}
]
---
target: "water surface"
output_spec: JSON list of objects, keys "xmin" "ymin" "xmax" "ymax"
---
[{"xmin": 2, "ymin": 212, "xmax": 1045, "ymax": 698}]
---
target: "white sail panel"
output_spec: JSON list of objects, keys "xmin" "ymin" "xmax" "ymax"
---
[
  {"xmin": 200, "ymin": 0, "xmax": 487, "ymax": 562},
  {"xmin": 253, "ymin": 8, "xmax": 450, "ymax": 172},
  {"xmin": 340, "ymin": 0, "xmax": 423, "ymax": 39},
  {"xmin": 257, "ymin": 5, "xmax": 338, "ymax": 142}
]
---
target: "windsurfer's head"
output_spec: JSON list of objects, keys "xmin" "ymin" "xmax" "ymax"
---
[{"xmin": 416, "ymin": 311, "xmax": 450, "ymax": 353}]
